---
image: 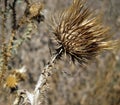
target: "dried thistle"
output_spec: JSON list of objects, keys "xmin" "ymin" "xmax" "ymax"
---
[
  {"xmin": 25, "ymin": 2, "xmax": 44, "ymax": 22},
  {"xmin": 5, "ymin": 75, "xmax": 18, "ymax": 91},
  {"xmin": 5, "ymin": 66, "xmax": 26, "ymax": 92},
  {"xmin": 28, "ymin": 2, "xmax": 43, "ymax": 17},
  {"xmin": 49, "ymin": 0, "xmax": 117, "ymax": 65}
]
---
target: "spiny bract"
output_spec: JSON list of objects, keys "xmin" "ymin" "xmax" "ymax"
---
[{"xmin": 49, "ymin": 0, "xmax": 116, "ymax": 65}]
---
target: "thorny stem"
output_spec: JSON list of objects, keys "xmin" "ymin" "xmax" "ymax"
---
[
  {"xmin": 9, "ymin": 0, "xmax": 17, "ymax": 35},
  {"xmin": 1, "ymin": 0, "xmax": 8, "ymax": 45},
  {"xmin": 35, "ymin": 54, "xmax": 58, "ymax": 91},
  {"xmin": 33, "ymin": 59, "xmax": 55, "ymax": 105},
  {"xmin": 33, "ymin": 49, "xmax": 62, "ymax": 105},
  {"xmin": 0, "ymin": 0, "xmax": 8, "ymax": 85},
  {"xmin": 8, "ymin": 0, "xmax": 18, "ymax": 58},
  {"xmin": 10, "ymin": 0, "xmax": 17, "ymax": 30},
  {"xmin": 13, "ymin": 49, "xmax": 63, "ymax": 105},
  {"xmin": 34, "ymin": 48, "xmax": 63, "ymax": 92}
]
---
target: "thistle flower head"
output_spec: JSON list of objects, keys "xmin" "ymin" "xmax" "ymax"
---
[
  {"xmin": 25, "ymin": 2, "xmax": 44, "ymax": 22},
  {"xmin": 25, "ymin": 2, "xmax": 44, "ymax": 18},
  {"xmin": 5, "ymin": 75, "xmax": 18, "ymax": 91},
  {"xmin": 5, "ymin": 67, "xmax": 26, "ymax": 92},
  {"xmin": 49, "ymin": 0, "xmax": 116, "ymax": 65}
]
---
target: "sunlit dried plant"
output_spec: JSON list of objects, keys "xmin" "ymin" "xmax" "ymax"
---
[
  {"xmin": 26, "ymin": 2, "xmax": 43, "ymax": 17},
  {"xmin": 5, "ymin": 66, "xmax": 26, "ymax": 92},
  {"xmin": 24, "ymin": 2, "xmax": 44, "ymax": 23},
  {"xmin": 0, "ymin": 0, "xmax": 119, "ymax": 105},
  {"xmin": 5, "ymin": 75, "xmax": 18, "ymax": 91},
  {"xmin": 49, "ymin": 0, "xmax": 117, "ymax": 65}
]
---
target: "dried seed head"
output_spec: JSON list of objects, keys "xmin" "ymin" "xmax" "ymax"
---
[
  {"xmin": 29, "ymin": 2, "xmax": 43, "ymax": 17},
  {"xmin": 24, "ymin": 2, "xmax": 45, "ymax": 23},
  {"xmin": 5, "ymin": 67, "xmax": 26, "ymax": 92},
  {"xmin": 49, "ymin": 0, "xmax": 117, "ymax": 65}
]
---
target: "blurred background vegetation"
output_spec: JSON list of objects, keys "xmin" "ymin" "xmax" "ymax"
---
[{"xmin": 0, "ymin": 0, "xmax": 120, "ymax": 105}]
